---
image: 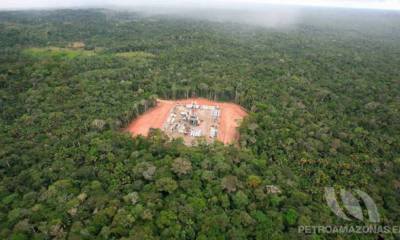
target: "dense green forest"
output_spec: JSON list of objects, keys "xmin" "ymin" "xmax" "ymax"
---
[{"xmin": 0, "ymin": 8, "xmax": 400, "ymax": 239}]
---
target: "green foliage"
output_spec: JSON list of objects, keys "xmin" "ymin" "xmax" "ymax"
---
[
  {"xmin": 155, "ymin": 177, "xmax": 178, "ymax": 194},
  {"xmin": 171, "ymin": 158, "xmax": 192, "ymax": 177},
  {"xmin": 23, "ymin": 47, "xmax": 95, "ymax": 59},
  {"xmin": 115, "ymin": 51, "xmax": 156, "ymax": 59},
  {"xmin": 233, "ymin": 191, "xmax": 249, "ymax": 209},
  {"xmin": 247, "ymin": 175, "xmax": 262, "ymax": 188},
  {"xmin": 0, "ymin": 8, "xmax": 399, "ymax": 240},
  {"xmin": 284, "ymin": 209, "xmax": 298, "ymax": 226}
]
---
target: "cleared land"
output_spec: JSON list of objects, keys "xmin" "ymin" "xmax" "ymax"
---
[
  {"xmin": 23, "ymin": 47, "xmax": 95, "ymax": 59},
  {"xmin": 125, "ymin": 98, "xmax": 247, "ymax": 145},
  {"xmin": 23, "ymin": 47, "xmax": 155, "ymax": 61}
]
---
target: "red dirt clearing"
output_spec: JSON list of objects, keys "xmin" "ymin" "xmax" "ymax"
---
[{"xmin": 125, "ymin": 98, "xmax": 248, "ymax": 144}]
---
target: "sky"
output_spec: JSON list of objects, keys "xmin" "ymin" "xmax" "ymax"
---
[{"xmin": 1, "ymin": 0, "xmax": 400, "ymax": 10}]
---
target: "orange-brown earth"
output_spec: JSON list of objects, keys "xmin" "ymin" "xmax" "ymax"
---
[{"xmin": 125, "ymin": 98, "xmax": 248, "ymax": 144}]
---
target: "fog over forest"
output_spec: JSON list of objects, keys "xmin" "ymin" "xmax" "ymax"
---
[{"xmin": 1, "ymin": 0, "xmax": 400, "ymax": 10}]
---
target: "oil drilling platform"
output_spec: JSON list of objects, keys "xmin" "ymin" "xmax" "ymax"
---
[{"xmin": 163, "ymin": 101, "xmax": 220, "ymax": 144}]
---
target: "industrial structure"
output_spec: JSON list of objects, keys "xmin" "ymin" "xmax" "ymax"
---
[{"xmin": 163, "ymin": 101, "xmax": 221, "ymax": 144}]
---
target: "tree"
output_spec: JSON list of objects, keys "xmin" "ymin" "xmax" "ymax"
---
[
  {"xmin": 283, "ymin": 209, "xmax": 298, "ymax": 227},
  {"xmin": 171, "ymin": 158, "xmax": 192, "ymax": 177},
  {"xmin": 155, "ymin": 177, "xmax": 178, "ymax": 194},
  {"xmin": 221, "ymin": 175, "xmax": 238, "ymax": 193},
  {"xmin": 233, "ymin": 191, "xmax": 249, "ymax": 209},
  {"xmin": 247, "ymin": 175, "xmax": 262, "ymax": 188}
]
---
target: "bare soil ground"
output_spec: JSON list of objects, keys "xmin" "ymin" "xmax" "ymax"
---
[
  {"xmin": 125, "ymin": 98, "xmax": 247, "ymax": 144},
  {"xmin": 125, "ymin": 100, "xmax": 174, "ymax": 137}
]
